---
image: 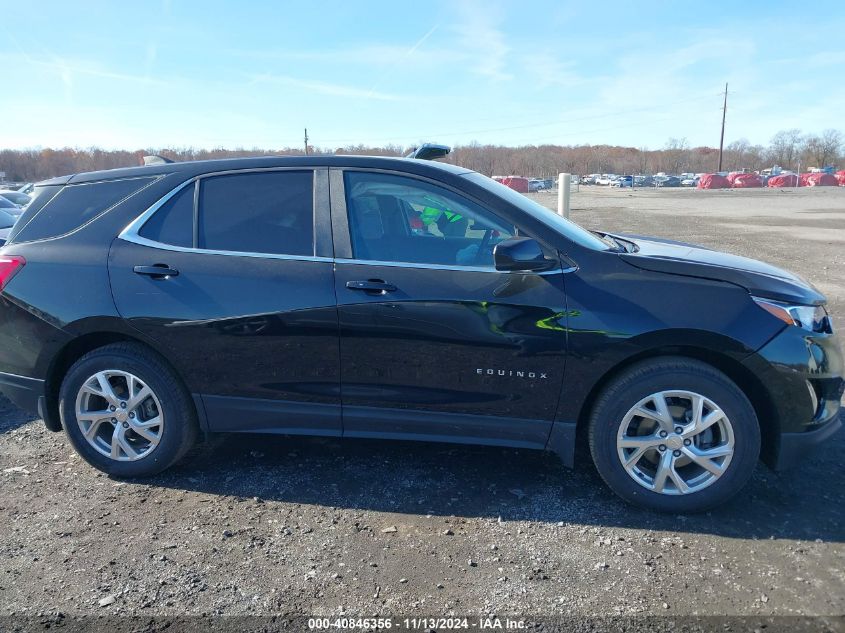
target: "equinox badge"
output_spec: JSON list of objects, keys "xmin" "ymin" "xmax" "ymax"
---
[{"xmin": 477, "ymin": 369, "xmax": 548, "ymax": 379}]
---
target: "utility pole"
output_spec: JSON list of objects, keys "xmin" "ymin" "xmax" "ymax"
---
[
  {"xmin": 717, "ymin": 83, "xmax": 727, "ymax": 172},
  {"xmin": 304, "ymin": 128, "xmax": 309, "ymax": 155}
]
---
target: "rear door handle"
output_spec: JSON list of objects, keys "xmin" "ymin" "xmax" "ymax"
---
[
  {"xmin": 346, "ymin": 279, "xmax": 396, "ymax": 293},
  {"xmin": 133, "ymin": 264, "xmax": 179, "ymax": 279}
]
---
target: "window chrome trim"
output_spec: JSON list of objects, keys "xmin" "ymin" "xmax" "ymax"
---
[
  {"xmin": 118, "ymin": 175, "xmax": 330, "ymax": 263},
  {"xmin": 119, "ymin": 231, "xmax": 333, "ymax": 263},
  {"xmin": 334, "ymin": 258, "xmax": 562, "ymax": 275}
]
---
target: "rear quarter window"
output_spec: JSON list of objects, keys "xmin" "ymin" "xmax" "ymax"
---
[
  {"xmin": 10, "ymin": 177, "xmax": 157, "ymax": 244},
  {"xmin": 138, "ymin": 182, "xmax": 195, "ymax": 248}
]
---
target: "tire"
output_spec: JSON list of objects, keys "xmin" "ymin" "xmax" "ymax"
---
[
  {"xmin": 588, "ymin": 357, "xmax": 760, "ymax": 513},
  {"xmin": 59, "ymin": 342, "xmax": 198, "ymax": 477}
]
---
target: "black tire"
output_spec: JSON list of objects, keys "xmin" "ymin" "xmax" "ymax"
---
[
  {"xmin": 59, "ymin": 342, "xmax": 198, "ymax": 477},
  {"xmin": 588, "ymin": 357, "xmax": 760, "ymax": 513}
]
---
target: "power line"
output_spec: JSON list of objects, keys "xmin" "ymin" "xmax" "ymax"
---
[{"xmin": 314, "ymin": 90, "xmax": 724, "ymax": 146}]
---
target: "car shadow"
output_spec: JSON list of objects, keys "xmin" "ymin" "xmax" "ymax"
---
[
  {"xmin": 0, "ymin": 395, "xmax": 40, "ymax": 434},
  {"xmin": 141, "ymin": 410, "xmax": 845, "ymax": 543}
]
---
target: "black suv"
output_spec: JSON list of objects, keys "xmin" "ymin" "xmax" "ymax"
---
[{"xmin": 0, "ymin": 156, "xmax": 841, "ymax": 512}]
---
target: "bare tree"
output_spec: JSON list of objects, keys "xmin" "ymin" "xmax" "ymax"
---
[
  {"xmin": 799, "ymin": 131, "xmax": 841, "ymax": 169},
  {"xmin": 663, "ymin": 138, "xmax": 691, "ymax": 173},
  {"xmin": 768, "ymin": 129, "xmax": 802, "ymax": 169}
]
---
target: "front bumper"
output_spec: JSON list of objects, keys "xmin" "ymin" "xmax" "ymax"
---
[{"xmin": 745, "ymin": 324, "xmax": 844, "ymax": 469}]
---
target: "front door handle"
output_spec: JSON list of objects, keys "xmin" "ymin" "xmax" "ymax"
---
[
  {"xmin": 346, "ymin": 279, "xmax": 396, "ymax": 293},
  {"xmin": 133, "ymin": 264, "xmax": 179, "ymax": 279}
]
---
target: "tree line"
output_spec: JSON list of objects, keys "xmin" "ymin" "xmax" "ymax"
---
[{"xmin": 1, "ymin": 129, "xmax": 841, "ymax": 182}]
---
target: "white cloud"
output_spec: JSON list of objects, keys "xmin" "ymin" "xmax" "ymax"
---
[{"xmin": 449, "ymin": 1, "xmax": 512, "ymax": 81}]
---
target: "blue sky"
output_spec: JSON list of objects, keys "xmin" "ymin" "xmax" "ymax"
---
[{"xmin": 1, "ymin": 0, "xmax": 843, "ymax": 150}]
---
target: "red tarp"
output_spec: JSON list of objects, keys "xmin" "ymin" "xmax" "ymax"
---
[
  {"xmin": 499, "ymin": 176, "xmax": 529, "ymax": 193},
  {"xmin": 836, "ymin": 174, "xmax": 845, "ymax": 186},
  {"xmin": 697, "ymin": 173, "xmax": 731, "ymax": 189},
  {"xmin": 800, "ymin": 172, "xmax": 838, "ymax": 187},
  {"xmin": 732, "ymin": 173, "xmax": 763, "ymax": 188},
  {"xmin": 767, "ymin": 174, "xmax": 799, "ymax": 187}
]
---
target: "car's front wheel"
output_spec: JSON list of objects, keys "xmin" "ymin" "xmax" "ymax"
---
[
  {"xmin": 588, "ymin": 357, "xmax": 760, "ymax": 512},
  {"xmin": 59, "ymin": 342, "xmax": 198, "ymax": 477}
]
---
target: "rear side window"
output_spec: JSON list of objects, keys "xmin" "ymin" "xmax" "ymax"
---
[
  {"xmin": 139, "ymin": 183, "xmax": 194, "ymax": 248},
  {"xmin": 12, "ymin": 177, "xmax": 156, "ymax": 243},
  {"xmin": 197, "ymin": 171, "xmax": 313, "ymax": 256}
]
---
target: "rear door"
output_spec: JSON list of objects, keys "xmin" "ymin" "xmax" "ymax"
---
[
  {"xmin": 109, "ymin": 168, "xmax": 342, "ymax": 436},
  {"xmin": 331, "ymin": 168, "xmax": 569, "ymax": 449}
]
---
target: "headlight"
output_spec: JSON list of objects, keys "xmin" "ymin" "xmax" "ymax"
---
[{"xmin": 752, "ymin": 297, "xmax": 831, "ymax": 333}]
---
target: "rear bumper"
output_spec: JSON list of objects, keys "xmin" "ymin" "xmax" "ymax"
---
[
  {"xmin": 774, "ymin": 411, "xmax": 842, "ymax": 470},
  {"xmin": 0, "ymin": 370, "xmax": 44, "ymax": 415}
]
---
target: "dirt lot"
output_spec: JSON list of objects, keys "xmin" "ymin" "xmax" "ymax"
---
[{"xmin": 1, "ymin": 186, "xmax": 844, "ymax": 628}]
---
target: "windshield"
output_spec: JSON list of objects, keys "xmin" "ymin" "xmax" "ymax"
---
[
  {"xmin": 462, "ymin": 172, "xmax": 611, "ymax": 251},
  {"xmin": 0, "ymin": 196, "xmax": 17, "ymax": 209}
]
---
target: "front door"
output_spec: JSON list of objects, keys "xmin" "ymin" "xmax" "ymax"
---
[
  {"xmin": 109, "ymin": 168, "xmax": 342, "ymax": 436},
  {"xmin": 332, "ymin": 169, "xmax": 569, "ymax": 449}
]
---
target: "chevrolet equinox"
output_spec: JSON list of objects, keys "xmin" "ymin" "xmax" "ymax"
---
[{"xmin": 0, "ymin": 156, "xmax": 841, "ymax": 512}]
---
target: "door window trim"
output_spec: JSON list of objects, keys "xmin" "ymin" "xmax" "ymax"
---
[
  {"xmin": 333, "ymin": 257, "xmax": 561, "ymax": 275},
  {"xmin": 118, "ymin": 167, "xmax": 332, "ymax": 262}
]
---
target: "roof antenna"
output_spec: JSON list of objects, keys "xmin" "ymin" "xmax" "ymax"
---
[
  {"xmin": 406, "ymin": 143, "xmax": 451, "ymax": 160},
  {"xmin": 142, "ymin": 154, "xmax": 174, "ymax": 166}
]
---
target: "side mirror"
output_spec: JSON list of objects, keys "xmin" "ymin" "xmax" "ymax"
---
[{"xmin": 493, "ymin": 237, "xmax": 555, "ymax": 272}]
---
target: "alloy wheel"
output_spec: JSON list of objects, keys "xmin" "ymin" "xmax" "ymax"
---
[
  {"xmin": 616, "ymin": 390, "xmax": 735, "ymax": 495},
  {"xmin": 74, "ymin": 370, "xmax": 164, "ymax": 461}
]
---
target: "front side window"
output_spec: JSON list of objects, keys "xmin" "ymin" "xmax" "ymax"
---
[
  {"xmin": 198, "ymin": 170, "xmax": 314, "ymax": 256},
  {"xmin": 344, "ymin": 171, "xmax": 515, "ymax": 268},
  {"xmin": 462, "ymin": 171, "xmax": 611, "ymax": 251}
]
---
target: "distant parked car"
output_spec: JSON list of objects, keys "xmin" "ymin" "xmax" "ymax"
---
[
  {"xmin": 653, "ymin": 176, "xmax": 681, "ymax": 187},
  {"xmin": 0, "ymin": 195, "xmax": 24, "ymax": 217},
  {"xmin": 0, "ymin": 209, "xmax": 17, "ymax": 246},
  {"xmin": 596, "ymin": 174, "xmax": 616, "ymax": 186},
  {"xmin": 528, "ymin": 179, "xmax": 546, "ymax": 192},
  {"xmin": 0, "ymin": 190, "xmax": 31, "ymax": 206},
  {"xmin": 610, "ymin": 175, "xmax": 633, "ymax": 188},
  {"xmin": 0, "ymin": 190, "xmax": 31, "ymax": 207},
  {"xmin": 681, "ymin": 177, "xmax": 698, "ymax": 187},
  {"xmin": 635, "ymin": 175, "xmax": 654, "ymax": 187}
]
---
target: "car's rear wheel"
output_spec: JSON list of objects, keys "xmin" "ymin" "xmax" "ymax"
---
[
  {"xmin": 588, "ymin": 357, "xmax": 760, "ymax": 512},
  {"xmin": 59, "ymin": 342, "xmax": 198, "ymax": 477}
]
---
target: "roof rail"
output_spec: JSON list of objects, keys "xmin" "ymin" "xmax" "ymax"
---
[{"xmin": 405, "ymin": 143, "xmax": 451, "ymax": 161}]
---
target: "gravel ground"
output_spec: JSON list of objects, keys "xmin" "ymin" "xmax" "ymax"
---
[{"xmin": 1, "ymin": 186, "xmax": 843, "ymax": 627}]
